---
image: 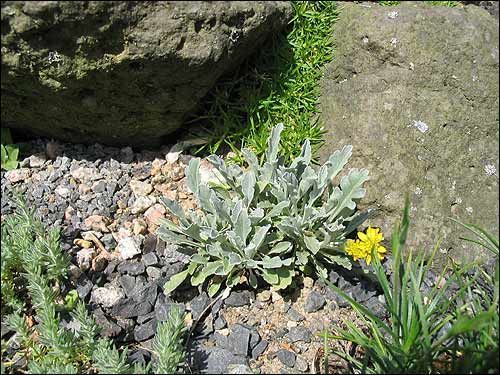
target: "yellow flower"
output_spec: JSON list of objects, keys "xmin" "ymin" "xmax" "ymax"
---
[
  {"xmin": 344, "ymin": 239, "xmax": 365, "ymax": 262},
  {"xmin": 358, "ymin": 226, "xmax": 384, "ymax": 244},
  {"xmin": 344, "ymin": 226, "xmax": 387, "ymax": 265}
]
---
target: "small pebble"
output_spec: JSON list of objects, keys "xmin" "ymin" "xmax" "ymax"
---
[
  {"xmin": 304, "ymin": 291, "xmax": 326, "ymax": 313},
  {"xmin": 277, "ymin": 349, "xmax": 296, "ymax": 368},
  {"xmin": 256, "ymin": 290, "xmax": 271, "ymax": 302}
]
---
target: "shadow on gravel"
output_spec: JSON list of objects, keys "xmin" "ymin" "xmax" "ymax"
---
[{"xmin": 9, "ymin": 137, "xmax": 173, "ymax": 164}]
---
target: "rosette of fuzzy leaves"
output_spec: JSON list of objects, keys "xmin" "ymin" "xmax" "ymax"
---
[{"xmin": 158, "ymin": 123, "xmax": 370, "ymax": 296}]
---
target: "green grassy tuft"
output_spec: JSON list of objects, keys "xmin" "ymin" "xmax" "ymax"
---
[
  {"xmin": 379, "ymin": 0, "xmax": 460, "ymax": 6},
  {"xmin": 425, "ymin": 1, "xmax": 459, "ymax": 6},
  {"xmin": 186, "ymin": 1, "xmax": 338, "ymax": 164}
]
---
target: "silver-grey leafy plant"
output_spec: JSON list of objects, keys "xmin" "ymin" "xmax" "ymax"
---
[{"xmin": 158, "ymin": 123, "xmax": 371, "ymax": 297}]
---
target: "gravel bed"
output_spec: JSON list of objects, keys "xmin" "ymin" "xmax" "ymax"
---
[{"xmin": 1, "ymin": 138, "xmax": 453, "ymax": 373}]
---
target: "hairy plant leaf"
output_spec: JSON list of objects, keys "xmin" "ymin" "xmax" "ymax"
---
[
  {"xmin": 265, "ymin": 123, "xmax": 284, "ymax": 164},
  {"xmin": 157, "ymin": 124, "xmax": 371, "ymax": 295},
  {"xmin": 234, "ymin": 204, "xmax": 251, "ymax": 245},
  {"xmin": 157, "ymin": 226, "xmax": 200, "ymax": 248},
  {"xmin": 304, "ymin": 235, "xmax": 321, "ymax": 254},
  {"xmin": 242, "ymin": 170, "xmax": 256, "ymax": 205},
  {"xmin": 261, "ymin": 256, "xmax": 283, "ymax": 269},
  {"xmin": 160, "ymin": 198, "xmax": 189, "ymax": 226},
  {"xmin": 226, "ymin": 272, "xmax": 240, "ymax": 288},
  {"xmin": 266, "ymin": 201, "xmax": 289, "ymax": 219},
  {"xmin": 186, "ymin": 158, "xmax": 201, "ymax": 196},
  {"xmin": 248, "ymin": 225, "xmax": 271, "ymax": 254},
  {"xmin": 228, "ymin": 252, "xmax": 242, "ymax": 266},
  {"xmin": 329, "ymin": 168, "xmax": 369, "ymax": 219},
  {"xmin": 164, "ymin": 269, "xmax": 189, "ymax": 294},
  {"xmin": 261, "ymin": 268, "xmax": 279, "ymax": 285},
  {"xmin": 269, "ymin": 241, "xmax": 292, "ymax": 255},
  {"xmin": 192, "ymin": 261, "xmax": 223, "ymax": 286},
  {"xmin": 198, "ymin": 184, "xmax": 215, "ymax": 214},
  {"xmin": 191, "ymin": 254, "xmax": 208, "ymax": 264},
  {"xmin": 242, "ymin": 148, "xmax": 260, "ymax": 171},
  {"xmin": 327, "ymin": 145, "xmax": 352, "ymax": 181},
  {"xmin": 208, "ymin": 279, "xmax": 222, "ymax": 297},
  {"xmin": 275, "ymin": 267, "xmax": 294, "ymax": 290},
  {"xmin": 248, "ymin": 270, "xmax": 258, "ymax": 289},
  {"xmin": 290, "ymin": 138, "xmax": 312, "ymax": 171}
]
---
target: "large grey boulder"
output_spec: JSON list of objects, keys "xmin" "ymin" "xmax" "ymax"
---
[
  {"xmin": 1, "ymin": 1, "xmax": 292, "ymax": 146},
  {"xmin": 319, "ymin": 2, "xmax": 499, "ymax": 264}
]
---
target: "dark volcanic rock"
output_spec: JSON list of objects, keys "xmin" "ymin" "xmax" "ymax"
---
[
  {"xmin": 304, "ymin": 291, "xmax": 326, "ymax": 313},
  {"xmin": 137, "ymin": 311, "xmax": 155, "ymax": 325},
  {"xmin": 365, "ymin": 296, "xmax": 387, "ymax": 319},
  {"xmin": 134, "ymin": 319, "xmax": 157, "ymax": 342},
  {"xmin": 352, "ymin": 281, "xmax": 378, "ymax": 303},
  {"xmin": 191, "ymin": 292, "xmax": 211, "ymax": 321},
  {"xmin": 214, "ymin": 315, "xmax": 227, "ymax": 330},
  {"xmin": 227, "ymin": 326, "xmax": 251, "ymax": 356},
  {"xmin": 155, "ymin": 294, "xmax": 185, "ymax": 322},
  {"xmin": 119, "ymin": 274, "xmax": 136, "ymax": 296},
  {"xmin": 277, "ymin": 349, "xmax": 296, "ymax": 368},
  {"xmin": 76, "ymin": 274, "xmax": 93, "ymax": 300},
  {"xmin": 142, "ymin": 252, "xmax": 159, "ymax": 267},
  {"xmin": 129, "ymin": 349, "xmax": 152, "ymax": 367},
  {"xmin": 190, "ymin": 343, "xmax": 248, "ymax": 374},
  {"xmin": 117, "ymin": 260, "xmax": 145, "ymax": 276},
  {"xmin": 251, "ymin": 339, "xmax": 268, "ymax": 359},
  {"xmin": 142, "ymin": 234, "xmax": 158, "ymax": 254},
  {"xmin": 110, "ymin": 282, "xmax": 157, "ymax": 318},
  {"xmin": 93, "ymin": 308, "xmax": 122, "ymax": 338},
  {"xmin": 225, "ymin": 290, "xmax": 254, "ymax": 307},
  {"xmin": 146, "ymin": 266, "xmax": 162, "ymax": 280},
  {"xmin": 109, "ymin": 299, "xmax": 152, "ymax": 319},
  {"xmin": 286, "ymin": 326, "xmax": 312, "ymax": 343},
  {"xmin": 286, "ymin": 307, "xmax": 305, "ymax": 322}
]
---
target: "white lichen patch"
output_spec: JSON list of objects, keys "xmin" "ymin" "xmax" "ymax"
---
[
  {"xmin": 388, "ymin": 11, "xmax": 398, "ymax": 19},
  {"xmin": 229, "ymin": 29, "xmax": 240, "ymax": 43},
  {"xmin": 48, "ymin": 51, "xmax": 62, "ymax": 64},
  {"xmin": 413, "ymin": 120, "xmax": 429, "ymax": 133},
  {"xmin": 484, "ymin": 164, "xmax": 497, "ymax": 176},
  {"xmin": 415, "ymin": 187, "xmax": 422, "ymax": 196}
]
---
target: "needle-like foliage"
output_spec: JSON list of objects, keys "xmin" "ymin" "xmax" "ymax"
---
[
  {"xmin": 320, "ymin": 198, "xmax": 499, "ymax": 374},
  {"xmin": 1, "ymin": 196, "xmax": 187, "ymax": 374}
]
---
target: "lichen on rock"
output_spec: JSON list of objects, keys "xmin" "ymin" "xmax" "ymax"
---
[{"xmin": 319, "ymin": 1, "xmax": 499, "ymax": 264}]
